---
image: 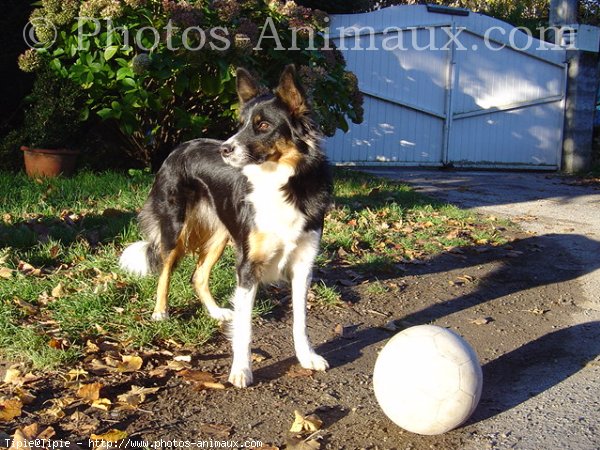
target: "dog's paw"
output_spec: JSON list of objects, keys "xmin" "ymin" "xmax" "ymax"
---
[
  {"xmin": 228, "ymin": 367, "xmax": 253, "ymax": 388},
  {"xmin": 151, "ymin": 310, "xmax": 169, "ymax": 321},
  {"xmin": 298, "ymin": 352, "xmax": 329, "ymax": 372},
  {"xmin": 209, "ymin": 307, "xmax": 234, "ymax": 322}
]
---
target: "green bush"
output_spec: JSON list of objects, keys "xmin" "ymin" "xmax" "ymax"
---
[
  {"xmin": 296, "ymin": 0, "xmax": 370, "ymax": 14},
  {"xmin": 0, "ymin": 69, "xmax": 85, "ymax": 169},
  {"xmin": 22, "ymin": 0, "xmax": 364, "ymax": 168}
]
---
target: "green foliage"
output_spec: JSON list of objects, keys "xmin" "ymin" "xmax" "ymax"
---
[
  {"xmin": 24, "ymin": 0, "xmax": 364, "ymax": 167},
  {"xmin": 0, "ymin": 69, "xmax": 85, "ymax": 169},
  {"xmin": 373, "ymin": 1, "xmax": 599, "ymax": 27},
  {"xmin": 297, "ymin": 0, "xmax": 371, "ymax": 14},
  {"xmin": 21, "ymin": 69, "xmax": 85, "ymax": 149}
]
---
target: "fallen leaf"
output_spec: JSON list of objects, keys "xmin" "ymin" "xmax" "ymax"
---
[
  {"xmin": 91, "ymin": 398, "xmax": 112, "ymax": 411},
  {"xmin": 45, "ymin": 396, "xmax": 77, "ymax": 409},
  {"xmin": 148, "ymin": 365, "xmax": 170, "ymax": 378},
  {"xmin": 178, "ymin": 369, "xmax": 215, "ymax": 383},
  {"xmin": 76, "ymin": 382, "xmax": 103, "ymax": 402},
  {"xmin": 286, "ymin": 366, "xmax": 314, "ymax": 379},
  {"xmin": 49, "ymin": 245, "xmax": 60, "ymax": 259},
  {"xmin": 178, "ymin": 370, "xmax": 226, "ymax": 390},
  {"xmin": 457, "ymin": 274, "xmax": 475, "ymax": 283},
  {"xmin": 48, "ymin": 338, "xmax": 68, "ymax": 350},
  {"xmin": 116, "ymin": 355, "xmax": 143, "ymax": 373},
  {"xmin": 201, "ymin": 381, "xmax": 226, "ymax": 390},
  {"xmin": 525, "ymin": 308, "xmax": 549, "ymax": 315},
  {"xmin": 43, "ymin": 404, "xmax": 66, "ymax": 420},
  {"xmin": 61, "ymin": 411, "xmax": 98, "ymax": 435},
  {"xmin": 13, "ymin": 298, "xmax": 37, "ymax": 315},
  {"xmin": 90, "ymin": 429, "xmax": 128, "ymax": 443},
  {"xmin": 333, "ymin": 323, "xmax": 345, "ymax": 337},
  {"xmin": 18, "ymin": 261, "xmax": 42, "ymax": 277},
  {"xmin": 9, "ymin": 424, "xmax": 55, "ymax": 450},
  {"xmin": 67, "ymin": 368, "xmax": 89, "ymax": 381},
  {"xmin": 166, "ymin": 359, "xmax": 191, "ymax": 371},
  {"xmin": 470, "ymin": 317, "xmax": 493, "ymax": 325},
  {"xmin": 3, "ymin": 368, "xmax": 22, "ymax": 384},
  {"xmin": 88, "ymin": 358, "xmax": 113, "ymax": 374},
  {"xmin": 117, "ymin": 386, "xmax": 160, "ymax": 408},
  {"xmin": 0, "ymin": 267, "xmax": 13, "ymax": 279},
  {"xmin": 251, "ymin": 351, "xmax": 269, "ymax": 363},
  {"xmin": 285, "ymin": 436, "xmax": 320, "ymax": 450},
  {"xmin": 15, "ymin": 388, "xmax": 36, "ymax": 405},
  {"xmin": 51, "ymin": 283, "xmax": 65, "ymax": 298},
  {"xmin": 85, "ymin": 340, "xmax": 100, "ymax": 353},
  {"xmin": 289, "ymin": 410, "xmax": 323, "ymax": 433},
  {"xmin": 0, "ymin": 398, "xmax": 22, "ymax": 421}
]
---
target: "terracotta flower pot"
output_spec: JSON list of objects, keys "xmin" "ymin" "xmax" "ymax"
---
[{"xmin": 21, "ymin": 146, "xmax": 80, "ymax": 178}]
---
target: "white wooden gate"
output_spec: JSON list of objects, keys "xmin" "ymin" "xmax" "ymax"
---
[{"xmin": 326, "ymin": 5, "xmax": 567, "ymax": 169}]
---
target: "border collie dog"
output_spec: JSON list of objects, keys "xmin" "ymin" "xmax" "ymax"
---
[{"xmin": 119, "ymin": 65, "xmax": 332, "ymax": 387}]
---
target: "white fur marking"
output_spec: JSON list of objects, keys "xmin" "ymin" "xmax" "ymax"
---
[
  {"xmin": 290, "ymin": 230, "xmax": 329, "ymax": 371},
  {"xmin": 228, "ymin": 285, "xmax": 258, "ymax": 388},
  {"xmin": 119, "ymin": 241, "xmax": 151, "ymax": 276},
  {"xmin": 243, "ymin": 163, "xmax": 307, "ymax": 282}
]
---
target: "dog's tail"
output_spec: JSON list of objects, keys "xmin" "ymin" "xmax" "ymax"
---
[{"xmin": 119, "ymin": 241, "xmax": 161, "ymax": 276}]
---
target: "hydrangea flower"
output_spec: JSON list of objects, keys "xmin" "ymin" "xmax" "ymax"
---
[
  {"xmin": 80, "ymin": 0, "xmax": 125, "ymax": 19},
  {"xmin": 18, "ymin": 49, "xmax": 44, "ymax": 73},
  {"xmin": 162, "ymin": 0, "xmax": 204, "ymax": 28},
  {"xmin": 40, "ymin": 0, "xmax": 79, "ymax": 26},
  {"xmin": 212, "ymin": 0, "xmax": 241, "ymax": 22},
  {"xmin": 132, "ymin": 53, "xmax": 152, "ymax": 74}
]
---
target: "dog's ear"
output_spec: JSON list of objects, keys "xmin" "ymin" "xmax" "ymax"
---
[
  {"xmin": 236, "ymin": 68, "xmax": 260, "ymax": 106},
  {"xmin": 275, "ymin": 64, "xmax": 308, "ymax": 116}
]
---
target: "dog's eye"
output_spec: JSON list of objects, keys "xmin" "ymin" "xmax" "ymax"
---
[{"xmin": 256, "ymin": 121, "xmax": 271, "ymax": 132}]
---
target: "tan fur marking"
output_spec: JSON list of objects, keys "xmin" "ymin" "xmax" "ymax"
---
[
  {"xmin": 154, "ymin": 242, "xmax": 184, "ymax": 317},
  {"xmin": 248, "ymin": 231, "xmax": 269, "ymax": 266},
  {"xmin": 154, "ymin": 205, "xmax": 227, "ymax": 318},
  {"xmin": 266, "ymin": 139, "xmax": 302, "ymax": 169},
  {"xmin": 192, "ymin": 230, "xmax": 229, "ymax": 312}
]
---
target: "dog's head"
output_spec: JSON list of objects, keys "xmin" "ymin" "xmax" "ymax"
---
[{"xmin": 220, "ymin": 65, "xmax": 315, "ymax": 169}]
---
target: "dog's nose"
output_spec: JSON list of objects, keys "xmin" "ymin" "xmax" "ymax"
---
[{"xmin": 220, "ymin": 143, "xmax": 234, "ymax": 157}]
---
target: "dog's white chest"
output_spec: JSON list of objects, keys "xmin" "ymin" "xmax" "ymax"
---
[
  {"xmin": 243, "ymin": 163, "xmax": 306, "ymax": 281},
  {"xmin": 243, "ymin": 163, "xmax": 305, "ymax": 239}
]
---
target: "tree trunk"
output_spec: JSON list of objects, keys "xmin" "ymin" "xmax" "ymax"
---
[{"xmin": 550, "ymin": 0, "xmax": 598, "ymax": 172}]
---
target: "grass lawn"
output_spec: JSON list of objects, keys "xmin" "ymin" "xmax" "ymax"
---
[{"xmin": 0, "ymin": 169, "xmax": 508, "ymax": 370}]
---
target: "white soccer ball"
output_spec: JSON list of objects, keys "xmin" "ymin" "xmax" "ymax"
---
[{"xmin": 373, "ymin": 325, "xmax": 483, "ymax": 435}]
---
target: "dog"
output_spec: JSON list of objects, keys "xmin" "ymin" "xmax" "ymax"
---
[{"xmin": 119, "ymin": 65, "xmax": 332, "ymax": 387}]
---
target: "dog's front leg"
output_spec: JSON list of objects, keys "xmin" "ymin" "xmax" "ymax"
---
[
  {"xmin": 290, "ymin": 231, "xmax": 329, "ymax": 372},
  {"xmin": 228, "ymin": 283, "xmax": 258, "ymax": 388}
]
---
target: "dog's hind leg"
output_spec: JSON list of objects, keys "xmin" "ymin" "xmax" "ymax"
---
[
  {"xmin": 192, "ymin": 230, "xmax": 233, "ymax": 322},
  {"xmin": 152, "ymin": 243, "xmax": 184, "ymax": 321}
]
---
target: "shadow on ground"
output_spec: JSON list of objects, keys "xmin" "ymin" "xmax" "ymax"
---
[{"xmin": 256, "ymin": 233, "xmax": 600, "ymax": 422}]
